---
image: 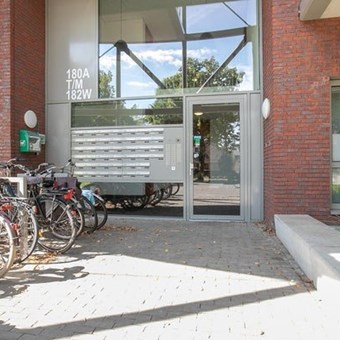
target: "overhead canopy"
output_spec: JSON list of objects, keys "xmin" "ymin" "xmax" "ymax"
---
[{"xmin": 299, "ymin": 0, "xmax": 340, "ymax": 20}]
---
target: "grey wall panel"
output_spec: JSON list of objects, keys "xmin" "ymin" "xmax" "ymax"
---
[
  {"xmin": 46, "ymin": 104, "xmax": 71, "ymax": 166},
  {"xmin": 47, "ymin": 0, "xmax": 98, "ymax": 102},
  {"xmin": 249, "ymin": 93, "xmax": 263, "ymax": 221}
]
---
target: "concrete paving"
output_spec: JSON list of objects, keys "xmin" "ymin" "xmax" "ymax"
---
[
  {"xmin": 275, "ymin": 214, "xmax": 340, "ymax": 306},
  {"xmin": 0, "ymin": 218, "xmax": 339, "ymax": 340}
]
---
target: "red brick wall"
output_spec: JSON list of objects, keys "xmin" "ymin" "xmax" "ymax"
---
[
  {"xmin": 263, "ymin": 0, "xmax": 340, "ymax": 224},
  {"xmin": 0, "ymin": 0, "xmax": 13, "ymax": 161},
  {"xmin": 0, "ymin": 0, "xmax": 45, "ymax": 168}
]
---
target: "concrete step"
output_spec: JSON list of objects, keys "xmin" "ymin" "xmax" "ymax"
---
[{"xmin": 275, "ymin": 214, "xmax": 340, "ymax": 305}]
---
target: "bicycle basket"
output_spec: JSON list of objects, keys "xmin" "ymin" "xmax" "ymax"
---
[{"xmin": 54, "ymin": 176, "xmax": 77, "ymax": 190}]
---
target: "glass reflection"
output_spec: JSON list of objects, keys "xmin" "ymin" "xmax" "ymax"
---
[
  {"xmin": 71, "ymin": 97, "xmax": 183, "ymax": 128},
  {"xmin": 192, "ymin": 103, "xmax": 240, "ymax": 215},
  {"xmin": 99, "ymin": 0, "xmax": 259, "ymax": 98},
  {"xmin": 332, "ymin": 87, "xmax": 340, "ymax": 205},
  {"xmin": 332, "ymin": 87, "xmax": 340, "ymax": 162},
  {"xmin": 82, "ymin": 181, "xmax": 184, "ymax": 218},
  {"xmin": 332, "ymin": 169, "xmax": 340, "ymax": 204}
]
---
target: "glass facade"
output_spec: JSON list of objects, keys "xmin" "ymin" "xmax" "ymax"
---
[
  {"xmin": 99, "ymin": 0, "xmax": 259, "ymax": 98},
  {"xmin": 72, "ymin": 97, "xmax": 183, "ymax": 127},
  {"xmin": 71, "ymin": 99, "xmax": 184, "ymax": 218},
  {"xmin": 66, "ymin": 0, "xmax": 261, "ymax": 219}
]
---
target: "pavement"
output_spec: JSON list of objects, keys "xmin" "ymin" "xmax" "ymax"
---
[{"xmin": 0, "ymin": 218, "xmax": 339, "ymax": 340}]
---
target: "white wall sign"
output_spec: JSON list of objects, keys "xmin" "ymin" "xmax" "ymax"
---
[
  {"xmin": 47, "ymin": 0, "xmax": 98, "ymax": 102},
  {"xmin": 66, "ymin": 68, "xmax": 92, "ymax": 100}
]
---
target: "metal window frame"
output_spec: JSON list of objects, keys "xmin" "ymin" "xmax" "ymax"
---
[{"xmin": 331, "ymin": 80, "xmax": 340, "ymax": 212}]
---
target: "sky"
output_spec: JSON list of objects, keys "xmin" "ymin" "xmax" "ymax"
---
[{"xmin": 99, "ymin": 0, "xmax": 258, "ymax": 100}]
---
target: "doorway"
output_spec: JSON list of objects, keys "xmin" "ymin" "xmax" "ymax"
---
[{"xmin": 186, "ymin": 95, "xmax": 247, "ymax": 220}]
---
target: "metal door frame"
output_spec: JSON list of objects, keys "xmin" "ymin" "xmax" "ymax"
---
[{"xmin": 184, "ymin": 94, "xmax": 248, "ymax": 221}]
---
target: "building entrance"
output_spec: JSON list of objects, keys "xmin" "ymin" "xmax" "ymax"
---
[
  {"xmin": 186, "ymin": 95, "xmax": 245, "ymax": 220},
  {"xmin": 46, "ymin": 0, "xmax": 262, "ymax": 221},
  {"xmin": 47, "ymin": 93, "xmax": 262, "ymax": 221}
]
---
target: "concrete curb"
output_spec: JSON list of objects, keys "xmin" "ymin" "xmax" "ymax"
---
[{"xmin": 275, "ymin": 214, "xmax": 340, "ymax": 305}]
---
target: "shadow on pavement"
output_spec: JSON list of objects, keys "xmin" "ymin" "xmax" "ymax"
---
[{"xmin": 0, "ymin": 219, "xmax": 313, "ymax": 339}]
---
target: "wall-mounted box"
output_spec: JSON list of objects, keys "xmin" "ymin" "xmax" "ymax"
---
[
  {"xmin": 39, "ymin": 133, "xmax": 46, "ymax": 145},
  {"xmin": 19, "ymin": 129, "xmax": 44, "ymax": 153}
]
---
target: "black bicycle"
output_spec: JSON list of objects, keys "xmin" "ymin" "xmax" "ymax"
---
[{"xmin": 1, "ymin": 160, "xmax": 77, "ymax": 254}]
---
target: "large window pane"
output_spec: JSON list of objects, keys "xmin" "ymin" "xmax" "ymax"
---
[
  {"xmin": 332, "ymin": 86, "xmax": 340, "ymax": 161},
  {"xmin": 82, "ymin": 181, "xmax": 184, "ymax": 218},
  {"xmin": 71, "ymin": 97, "xmax": 183, "ymax": 127},
  {"xmin": 332, "ymin": 86, "xmax": 340, "ymax": 207},
  {"xmin": 332, "ymin": 169, "xmax": 340, "ymax": 204},
  {"xmin": 99, "ymin": 0, "xmax": 259, "ymax": 98},
  {"xmin": 192, "ymin": 102, "xmax": 240, "ymax": 215}
]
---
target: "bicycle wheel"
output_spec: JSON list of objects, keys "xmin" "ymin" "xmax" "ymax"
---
[
  {"xmin": 149, "ymin": 189, "xmax": 164, "ymax": 206},
  {"xmin": 78, "ymin": 196, "xmax": 98, "ymax": 233},
  {"xmin": 68, "ymin": 199, "xmax": 85, "ymax": 237},
  {"xmin": 121, "ymin": 195, "xmax": 148, "ymax": 211},
  {"xmin": 36, "ymin": 196, "xmax": 77, "ymax": 254},
  {"xmin": 93, "ymin": 194, "xmax": 107, "ymax": 230},
  {"xmin": 162, "ymin": 184, "xmax": 173, "ymax": 200},
  {"xmin": 10, "ymin": 202, "xmax": 39, "ymax": 263},
  {"xmin": 171, "ymin": 183, "xmax": 181, "ymax": 196},
  {"xmin": 0, "ymin": 214, "xmax": 15, "ymax": 278}
]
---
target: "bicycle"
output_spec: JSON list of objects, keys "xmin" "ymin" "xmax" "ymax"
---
[
  {"xmin": 81, "ymin": 186, "xmax": 107, "ymax": 230},
  {"xmin": 0, "ymin": 212, "xmax": 15, "ymax": 278},
  {"xmin": 1, "ymin": 160, "xmax": 77, "ymax": 254},
  {"xmin": 0, "ymin": 162, "xmax": 39, "ymax": 262},
  {"xmin": 0, "ymin": 195, "xmax": 39, "ymax": 263},
  {"xmin": 59, "ymin": 160, "xmax": 108, "ymax": 230},
  {"xmin": 38, "ymin": 161, "xmax": 99, "ymax": 233}
]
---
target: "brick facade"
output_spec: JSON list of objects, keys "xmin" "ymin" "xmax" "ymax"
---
[
  {"xmin": 1, "ymin": 0, "xmax": 339, "ymax": 223},
  {"xmin": 0, "ymin": 0, "xmax": 45, "ymax": 167},
  {"xmin": 0, "ymin": 0, "xmax": 12, "ymax": 161},
  {"xmin": 263, "ymin": 0, "xmax": 340, "ymax": 224}
]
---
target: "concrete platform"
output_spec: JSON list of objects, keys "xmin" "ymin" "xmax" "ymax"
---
[{"xmin": 275, "ymin": 214, "xmax": 340, "ymax": 304}]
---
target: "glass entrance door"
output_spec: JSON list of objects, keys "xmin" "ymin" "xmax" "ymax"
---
[{"xmin": 187, "ymin": 95, "xmax": 245, "ymax": 220}]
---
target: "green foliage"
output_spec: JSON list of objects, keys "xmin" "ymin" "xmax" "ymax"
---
[
  {"xmin": 99, "ymin": 70, "xmax": 115, "ymax": 98},
  {"xmin": 332, "ymin": 184, "xmax": 340, "ymax": 203},
  {"xmin": 331, "ymin": 92, "xmax": 340, "ymax": 133},
  {"xmin": 210, "ymin": 112, "xmax": 240, "ymax": 153},
  {"xmin": 158, "ymin": 56, "xmax": 244, "ymax": 91},
  {"xmin": 147, "ymin": 98, "xmax": 183, "ymax": 125},
  {"xmin": 149, "ymin": 57, "xmax": 244, "ymax": 140}
]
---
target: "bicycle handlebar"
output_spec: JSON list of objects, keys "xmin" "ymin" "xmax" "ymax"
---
[
  {"xmin": 0, "ymin": 158, "xmax": 26, "ymax": 176},
  {"xmin": 35, "ymin": 159, "xmax": 76, "ymax": 176},
  {"xmin": 0, "ymin": 158, "xmax": 76, "ymax": 177}
]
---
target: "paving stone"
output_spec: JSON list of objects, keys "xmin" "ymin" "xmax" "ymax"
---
[{"xmin": 0, "ymin": 218, "xmax": 339, "ymax": 339}]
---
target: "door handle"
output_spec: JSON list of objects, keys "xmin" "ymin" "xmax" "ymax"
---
[{"xmin": 189, "ymin": 162, "xmax": 194, "ymax": 176}]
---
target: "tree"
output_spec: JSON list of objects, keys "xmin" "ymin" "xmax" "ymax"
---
[
  {"xmin": 161, "ymin": 56, "xmax": 244, "ymax": 90},
  {"xmin": 150, "ymin": 56, "xmax": 243, "ymax": 183},
  {"xmin": 148, "ymin": 57, "xmax": 244, "ymax": 128},
  {"xmin": 97, "ymin": 70, "xmax": 138, "ymax": 126},
  {"xmin": 99, "ymin": 70, "xmax": 115, "ymax": 98}
]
